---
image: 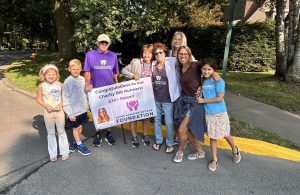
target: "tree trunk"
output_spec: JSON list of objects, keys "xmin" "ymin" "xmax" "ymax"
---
[
  {"xmin": 286, "ymin": 9, "xmax": 300, "ymax": 82},
  {"xmin": 275, "ymin": 0, "xmax": 287, "ymax": 79},
  {"xmin": 53, "ymin": 0, "xmax": 77, "ymax": 60}
]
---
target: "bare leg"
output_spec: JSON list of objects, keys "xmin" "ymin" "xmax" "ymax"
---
[
  {"xmin": 130, "ymin": 121, "xmax": 137, "ymax": 137},
  {"xmin": 177, "ymin": 116, "xmax": 189, "ymax": 153},
  {"xmin": 73, "ymin": 125, "xmax": 82, "ymax": 142},
  {"xmin": 187, "ymin": 131, "xmax": 204, "ymax": 154},
  {"xmin": 142, "ymin": 118, "xmax": 150, "ymax": 136},
  {"xmin": 210, "ymin": 138, "xmax": 218, "ymax": 161},
  {"xmin": 224, "ymin": 135, "xmax": 237, "ymax": 153}
]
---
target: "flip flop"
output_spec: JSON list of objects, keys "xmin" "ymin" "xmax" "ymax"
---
[
  {"xmin": 152, "ymin": 143, "xmax": 162, "ymax": 151},
  {"xmin": 165, "ymin": 146, "xmax": 174, "ymax": 153}
]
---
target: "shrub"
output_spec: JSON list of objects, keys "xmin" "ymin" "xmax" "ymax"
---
[{"xmin": 114, "ymin": 21, "xmax": 275, "ymax": 72}]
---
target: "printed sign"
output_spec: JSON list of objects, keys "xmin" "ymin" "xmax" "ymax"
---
[{"xmin": 88, "ymin": 77, "xmax": 157, "ymax": 130}]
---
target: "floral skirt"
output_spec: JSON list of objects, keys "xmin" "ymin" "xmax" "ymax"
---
[{"xmin": 206, "ymin": 112, "xmax": 230, "ymax": 139}]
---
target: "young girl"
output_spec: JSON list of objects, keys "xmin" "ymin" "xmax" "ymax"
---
[
  {"xmin": 197, "ymin": 58, "xmax": 241, "ymax": 171},
  {"xmin": 36, "ymin": 64, "xmax": 69, "ymax": 161}
]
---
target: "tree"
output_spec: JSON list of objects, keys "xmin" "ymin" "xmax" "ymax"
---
[
  {"xmin": 275, "ymin": 0, "xmax": 286, "ymax": 79},
  {"xmin": 53, "ymin": 0, "xmax": 77, "ymax": 60},
  {"xmin": 70, "ymin": 0, "xmax": 193, "ymax": 52},
  {"xmin": 285, "ymin": 0, "xmax": 300, "ymax": 82}
]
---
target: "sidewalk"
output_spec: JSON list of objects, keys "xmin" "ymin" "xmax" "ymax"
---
[{"xmin": 225, "ymin": 92, "xmax": 300, "ymax": 146}]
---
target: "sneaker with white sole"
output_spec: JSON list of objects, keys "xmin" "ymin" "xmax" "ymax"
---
[
  {"xmin": 77, "ymin": 143, "xmax": 91, "ymax": 155},
  {"xmin": 233, "ymin": 145, "xmax": 241, "ymax": 163},
  {"xmin": 173, "ymin": 151, "xmax": 184, "ymax": 163},
  {"xmin": 69, "ymin": 141, "xmax": 77, "ymax": 152},
  {"xmin": 141, "ymin": 135, "xmax": 150, "ymax": 146},
  {"xmin": 131, "ymin": 136, "xmax": 139, "ymax": 148},
  {"xmin": 208, "ymin": 160, "xmax": 218, "ymax": 172},
  {"xmin": 187, "ymin": 152, "xmax": 205, "ymax": 160},
  {"xmin": 92, "ymin": 134, "xmax": 102, "ymax": 147},
  {"xmin": 105, "ymin": 133, "xmax": 116, "ymax": 145}
]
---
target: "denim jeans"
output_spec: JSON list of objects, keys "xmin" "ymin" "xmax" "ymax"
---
[
  {"xmin": 44, "ymin": 110, "xmax": 69, "ymax": 157},
  {"xmin": 154, "ymin": 102, "xmax": 174, "ymax": 146}
]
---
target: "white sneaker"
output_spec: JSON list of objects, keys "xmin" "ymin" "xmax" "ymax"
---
[
  {"xmin": 173, "ymin": 151, "xmax": 184, "ymax": 163},
  {"xmin": 187, "ymin": 152, "xmax": 205, "ymax": 160}
]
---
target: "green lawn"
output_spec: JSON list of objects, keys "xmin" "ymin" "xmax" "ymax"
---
[
  {"xmin": 4, "ymin": 52, "xmax": 68, "ymax": 92},
  {"xmin": 226, "ymin": 71, "xmax": 300, "ymax": 114}
]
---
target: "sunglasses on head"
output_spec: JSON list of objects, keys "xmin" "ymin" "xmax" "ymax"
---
[
  {"xmin": 154, "ymin": 51, "xmax": 164, "ymax": 56},
  {"xmin": 100, "ymin": 41, "xmax": 109, "ymax": 45}
]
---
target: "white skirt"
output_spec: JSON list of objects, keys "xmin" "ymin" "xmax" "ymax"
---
[{"xmin": 206, "ymin": 112, "xmax": 230, "ymax": 139}]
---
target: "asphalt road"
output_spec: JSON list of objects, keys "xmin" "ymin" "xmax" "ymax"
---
[{"xmin": 0, "ymin": 51, "xmax": 299, "ymax": 195}]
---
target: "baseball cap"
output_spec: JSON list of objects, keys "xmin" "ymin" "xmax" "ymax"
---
[{"xmin": 96, "ymin": 34, "xmax": 111, "ymax": 44}]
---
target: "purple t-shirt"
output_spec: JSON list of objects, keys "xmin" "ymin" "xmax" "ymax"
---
[
  {"xmin": 152, "ymin": 66, "xmax": 171, "ymax": 103},
  {"xmin": 84, "ymin": 50, "xmax": 119, "ymax": 88}
]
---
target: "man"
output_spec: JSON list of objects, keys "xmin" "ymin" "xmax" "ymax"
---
[{"xmin": 84, "ymin": 34, "xmax": 119, "ymax": 146}]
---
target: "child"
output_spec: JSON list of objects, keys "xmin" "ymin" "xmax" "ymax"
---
[
  {"xmin": 62, "ymin": 59, "xmax": 91, "ymax": 155},
  {"xmin": 36, "ymin": 64, "xmax": 69, "ymax": 161},
  {"xmin": 197, "ymin": 58, "xmax": 241, "ymax": 171},
  {"xmin": 121, "ymin": 44, "xmax": 153, "ymax": 148}
]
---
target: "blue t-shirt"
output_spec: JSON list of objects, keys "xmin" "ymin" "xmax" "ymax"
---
[{"xmin": 202, "ymin": 78, "xmax": 227, "ymax": 114}]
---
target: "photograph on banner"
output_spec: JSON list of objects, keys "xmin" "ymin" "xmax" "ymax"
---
[{"xmin": 88, "ymin": 77, "xmax": 157, "ymax": 131}]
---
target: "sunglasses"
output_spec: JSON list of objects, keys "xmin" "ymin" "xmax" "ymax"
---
[
  {"xmin": 100, "ymin": 41, "xmax": 109, "ymax": 45},
  {"xmin": 154, "ymin": 51, "xmax": 164, "ymax": 56}
]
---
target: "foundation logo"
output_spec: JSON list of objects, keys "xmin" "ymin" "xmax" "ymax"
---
[
  {"xmin": 100, "ymin": 60, "xmax": 107, "ymax": 65},
  {"xmin": 126, "ymin": 100, "xmax": 139, "ymax": 111}
]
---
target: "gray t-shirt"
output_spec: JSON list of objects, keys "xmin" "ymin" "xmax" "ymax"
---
[{"xmin": 62, "ymin": 75, "xmax": 88, "ymax": 118}]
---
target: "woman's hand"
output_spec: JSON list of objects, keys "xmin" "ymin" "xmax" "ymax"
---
[{"xmin": 133, "ymin": 74, "xmax": 140, "ymax": 80}]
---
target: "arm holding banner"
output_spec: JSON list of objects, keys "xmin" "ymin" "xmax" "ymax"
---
[{"xmin": 84, "ymin": 71, "xmax": 93, "ymax": 92}]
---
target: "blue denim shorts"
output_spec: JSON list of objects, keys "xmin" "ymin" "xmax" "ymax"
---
[
  {"xmin": 67, "ymin": 112, "xmax": 87, "ymax": 128},
  {"xmin": 186, "ymin": 109, "xmax": 191, "ymax": 116}
]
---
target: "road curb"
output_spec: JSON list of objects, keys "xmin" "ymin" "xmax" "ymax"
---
[{"xmin": 1, "ymin": 77, "xmax": 36, "ymax": 99}]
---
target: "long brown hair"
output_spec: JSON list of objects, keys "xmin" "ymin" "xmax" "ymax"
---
[{"xmin": 176, "ymin": 45, "xmax": 193, "ymax": 74}]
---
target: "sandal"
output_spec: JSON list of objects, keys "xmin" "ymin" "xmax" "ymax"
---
[
  {"xmin": 152, "ymin": 143, "xmax": 162, "ymax": 151},
  {"xmin": 165, "ymin": 146, "xmax": 174, "ymax": 153},
  {"xmin": 50, "ymin": 156, "xmax": 57, "ymax": 162}
]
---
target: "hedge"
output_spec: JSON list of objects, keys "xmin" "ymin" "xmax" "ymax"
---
[{"xmin": 113, "ymin": 21, "xmax": 275, "ymax": 72}]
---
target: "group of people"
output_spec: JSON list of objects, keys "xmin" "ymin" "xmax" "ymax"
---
[{"xmin": 36, "ymin": 32, "xmax": 241, "ymax": 172}]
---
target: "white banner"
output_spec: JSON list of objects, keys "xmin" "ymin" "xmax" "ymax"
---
[{"xmin": 88, "ymin": 77, "xmax": 157, "ymax": 131}]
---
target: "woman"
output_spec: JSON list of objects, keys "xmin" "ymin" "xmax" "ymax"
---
[
  {"xmin": 97, "ymin": 108, "xmax": 110, "ymax": 124},
  {"xmin": 173, "ymin": 46, "xmax": 220, "ymax": 163},
  {"xmin": 151, "ymin": 42, "xmax": 180, "ymax": 153},
  {"xmin": 121, "ymin": 44, "xmax": 153, "ymax": 148},
  {"xmin": 169, "ymin": 31, "xmax": 187, "ymax": 57}
]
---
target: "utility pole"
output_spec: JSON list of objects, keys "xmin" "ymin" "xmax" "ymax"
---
[{"xmin": 221, "ymin": 0, "xmax": 238, "ymax": 79}]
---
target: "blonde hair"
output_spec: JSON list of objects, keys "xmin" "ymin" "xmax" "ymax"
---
[
  {"xmin": 69, "ymin": 59, "xmax": 82, "ymax": 68},
  {"xmin": 171, "ymin": 31, "xmax": 187, "ymax": 50},
  {"xmin": 39, "ymin": 64, "xmax": 60, "ymax": 82}
]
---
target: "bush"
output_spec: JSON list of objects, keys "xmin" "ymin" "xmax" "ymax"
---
[{"xmin": 114, "ymin": 21, "xmax": 275, "ymax": 72}]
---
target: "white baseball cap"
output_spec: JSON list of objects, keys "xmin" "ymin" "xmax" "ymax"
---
[{"xmin": 96, "ymin": 34, "xmax": 111, "ymax": 44}]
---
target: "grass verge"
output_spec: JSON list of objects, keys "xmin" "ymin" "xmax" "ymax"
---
[
  {"xmin": 230, "ymin": 117, "xmax": 300, "ymax": 151},
  {"xmin": 226, "ymin": 71, "xmax": 300, "ymax": 115}
]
